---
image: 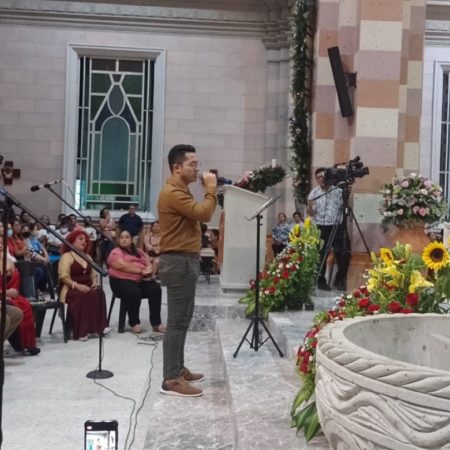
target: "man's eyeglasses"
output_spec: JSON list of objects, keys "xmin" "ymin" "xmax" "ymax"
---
[{"xmin": 185, "ymin": 161, "xmax": 201, "ymax": 168}]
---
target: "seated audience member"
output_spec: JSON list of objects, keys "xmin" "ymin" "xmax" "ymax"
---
[
  {"xmin": 200, "ymin": 223, "xmax": 210, "ymax": 249},
  {"xmin": 20, "ymin": 211, "xmax": 32, "ymax": 224},
  {"xmin": 68, "ymin": 214, "xmax": 78, "ymax": 229},
  {"xmin": 8, "ymin": 220, "xmax": 30, "ymax": 261},
  {"xmin": 58, "ymin": 229, "xmax": 108, "ymax": 341},
  {"xmin": 56, "ymin": 213, "xmax": 66, "ymax": 229},
  {"xmin": 291, "ymin": 211, "xmax": 304, "ymax": 229},
  {"xmin": 0, "ymin": 236, "xmax": 40, "ymax": 355},
  {"xmin": 83, "ymin": 216, "xmax": 98, "ymax": 259},
  {"xmin": 208, "ymin": 229, "xmax": 219, "ymax": 256},
  {"xmin": 108, "ymin": 230, "xmax": 165, "ymax": 334},
  {"xmin": 98, "ymin": 208, "xmax": 115, "ymax": 264},
  {"xmin": 3, "ymin": 304, "xmax": 23, "ymax": 343},
  {"xmin": 22, "ymin": 223, "xmax": 50, "ymax": 290},
  {"xmin": 271, "ymin": 212, "xmax": 291, "ymax": 257},
  {"xmin": 144, "ymin": 221, "xmax": 161, "ymax": 278}
]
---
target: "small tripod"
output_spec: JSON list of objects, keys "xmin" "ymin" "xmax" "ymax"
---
[
  {"xmin": 233, "ymin": 196, "xmax": 284, "ymax": 358},
  {"xmin": 317, "ymin": 182, "xmax": 371, "ymax": 287}
]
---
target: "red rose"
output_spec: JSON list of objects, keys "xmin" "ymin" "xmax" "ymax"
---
[
  {"xmin": 328, "ymin": 310, "xmax": 339, "ymax": 318},
  {"xmin": 401, "ymin": 308, "xmax": 413, "ymax": 314},
  {"xmin": 282, "ymin": 270, "xmax": 290, "ymax": 279},
  {"xmin": 273, "ymin": 276, "xmax": 280, "ymax": 284},
  {"xmin": 358, "ymin": 297, "xmax": 370, "ymax": 309},
  {"xmin": 297, "ymin": 255, "xmax": 303, "ymax": 262},
  {"xmin": 269, "ymin": 286, "xmax": 276, "ymax": 294},
  {"xmin": 260, "ymin": 271, "xmax": 268, "ymax": 280},
  {"xmin": 338, "ymin": 299, "xmax": 346, "ymax": 307},
  {"xmin": 310, "ymin": 339, "xmax": 317, "ymax": 348},
  {"xmin": 353, "ymin": 289, "xmax": 361, "ymax": 297},
  {"xmin": 300, "ymin": 362, "xmax": 309, "ymax": 374},
  {"xmin": 406, "ymin": 293, "xmax": 419, "ymax": 307},
  {"xmin": 360, "ymin": 287, "xmax": 370, "ymax": 296},
  {"xmin": 367, "ymin": 304, "xmax": 380, "ymax": 314},
  {"xmin": 388, "ymin": 301, "xmax": 402, "ymax": 313}
]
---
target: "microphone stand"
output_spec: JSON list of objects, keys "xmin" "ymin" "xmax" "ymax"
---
[
  {"xmin": 44, "ymin": 184, "xmax": 113, "ymax": 248},
  {"xmin": 0, "ymin": 197, "xmax": 13, "ymax": 448},
  {"xmin": 0, "ymin": 187, "xmax": 112, "ymax": 380}
]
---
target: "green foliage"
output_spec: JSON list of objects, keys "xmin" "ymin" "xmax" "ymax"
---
[
  {"xmin": 290, "ymin": 0, "xmax": 317, "ymax": 203},
  {"xmin": 239, "ymin": 220, "xmax": 321, "ymax": 318},
  {"xmin": 237, "ymin": 165, "xmax": 286, "ymax": 193},
  {"xmin": 291, "ymin": 242, "xmax": 450, "ymax": 442}
]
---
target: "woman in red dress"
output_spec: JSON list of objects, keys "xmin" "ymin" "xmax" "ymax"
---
[
  {"xmin": 58, "ymin": 229, "xmax": 107, "ymax": 341},
  {"xmin": 0, "ymin": 236, "xmax": 40, "ymax": 355}
]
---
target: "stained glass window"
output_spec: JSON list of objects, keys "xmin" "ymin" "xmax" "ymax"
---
[{"xmin": 77, "ymin": 57, "xmax": 154, "ymax": 211}]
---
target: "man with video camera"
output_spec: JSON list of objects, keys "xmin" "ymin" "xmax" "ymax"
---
[{"xmin": 307, "ymin": 167, "xmax": 349, "ymax": 291}]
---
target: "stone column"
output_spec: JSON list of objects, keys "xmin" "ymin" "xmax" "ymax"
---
[{"xmin": 312, "ymin": 0, "xmax": 426, "ymax": 251}]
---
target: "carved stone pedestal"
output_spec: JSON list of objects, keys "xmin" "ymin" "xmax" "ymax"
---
[{"xmin": 316, "ymin": 314, "xmax": 450, "ymax": 450}]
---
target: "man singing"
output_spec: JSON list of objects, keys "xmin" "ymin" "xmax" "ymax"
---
[
  {"xmin": 307, "ymin": 167, "xmax": 350, "ymax": 291},
  {"xmin": 158, "ymin": 144, "xmax": 217, "ymax": 397}
]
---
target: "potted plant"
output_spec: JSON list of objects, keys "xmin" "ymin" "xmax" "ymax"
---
[{"xmin": 380, "ymin": 173, "xmax": 447, "ymax": 251}]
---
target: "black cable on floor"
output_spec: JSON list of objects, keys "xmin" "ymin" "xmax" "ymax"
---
[{"xmin": 90, "ymin": 334, "xmax": 159, "ymax": 450}]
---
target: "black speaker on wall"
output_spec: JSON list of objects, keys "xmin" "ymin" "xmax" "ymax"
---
[{"xmin": 327, "ymin": 46, "xmax": 355, "ymax": 118}]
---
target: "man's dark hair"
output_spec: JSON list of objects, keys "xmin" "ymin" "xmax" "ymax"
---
[
  {"xmin": 168, "ymin": 144, "xmax": 196, "ymax": 171},
  {"xmin": 315, "ymin": 167, "xmax": 326, "ymax": 176}
]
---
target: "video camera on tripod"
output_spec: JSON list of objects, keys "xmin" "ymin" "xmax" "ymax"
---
[{"xmin": 324, "ymin": 156, "xmax": 369, "ymax": 186}]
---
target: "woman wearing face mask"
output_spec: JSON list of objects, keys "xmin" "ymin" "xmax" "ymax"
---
[
  {"xmin": 22, "ymin": 223, "xmax": 50, "ymax": 290},
  {"xmin": 108, "ymin": 230, "xmax": 165, "ymax": 334},
  {"xmin": 0, "ymin": 235, "xmax": 40, "ymax": 355},
  {"xmin": 58, "ymin": 229, "xmax": 108, "ymax": 341},
  {"xmin": 7, "ymin": 220, "xmax": 30, "ymax": 261}
]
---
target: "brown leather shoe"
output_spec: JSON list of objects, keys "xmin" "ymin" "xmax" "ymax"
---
[
  {"xmin": 181, "ymin": 367, "xmax": 205, "ymax": 383},
  {"xmin": 160, "ymin": 377, "xmax": 203, "ymax": 397}
]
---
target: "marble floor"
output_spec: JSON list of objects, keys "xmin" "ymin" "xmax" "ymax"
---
[{"xmin": 2, "ymin": 276, "xmax": 337, "ymax": 450}]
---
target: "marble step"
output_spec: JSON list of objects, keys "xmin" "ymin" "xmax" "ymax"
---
[
  {"xmin": 143, "ymin": 330, "xmax": 236, "ymax": 450},
  {"xmin": 267, "ymin": 292, "xmax": 338, "ymax": 359},
  {"xmin": 216, "ymin": 319, "xmax": 330, "ymax": 450}
]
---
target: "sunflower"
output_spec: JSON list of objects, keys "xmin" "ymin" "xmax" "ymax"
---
[
  {"xmin": 379, "ymin": 248, "xmax": 394, "ymax": 265},
  {"xmin": 422, "ymin": 242, "xmax": 450, "ymax": 270}
]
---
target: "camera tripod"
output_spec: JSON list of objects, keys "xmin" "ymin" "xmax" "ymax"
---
[{"xmin": 317, "ymin": 183, "xmax": 371, "ymax": 288}]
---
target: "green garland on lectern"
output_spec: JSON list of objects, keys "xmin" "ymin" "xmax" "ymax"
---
[{"xmin": 289, "ymin": 0, "xmax": 316, "ymax": 204}]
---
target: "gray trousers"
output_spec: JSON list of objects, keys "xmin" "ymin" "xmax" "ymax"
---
[{"xmin": 159, "ymin": 253, "xmax": 199, "ymax": 380}]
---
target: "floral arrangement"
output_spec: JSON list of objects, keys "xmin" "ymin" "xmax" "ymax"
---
[
  {"xmin": 291, "ymin": 242, "xmax": 449, "ymax": 442},
  {"xmin": 235, "ymin": 165, "xmax": 286, "ymax": 193},
  {"xmin": 239, "ymin": 219, "xmax": 321, "ymax": 318},
  {"xmin": 217, "ymin": 164, "xmax": 286, "ymax": 208},
  {"xmin": 380, "ymin": 173, "xmax": 447, "ymax": 228}
]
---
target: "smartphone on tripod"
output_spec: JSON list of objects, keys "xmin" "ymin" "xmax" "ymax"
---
[{"xmin": 84, "ymin": 420, "xmax": 118, "ymax": 450}]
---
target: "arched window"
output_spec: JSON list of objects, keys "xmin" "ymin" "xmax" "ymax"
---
[{"xmin": 76, "ymin": 57, "xmax": 154, "ymax": 211}]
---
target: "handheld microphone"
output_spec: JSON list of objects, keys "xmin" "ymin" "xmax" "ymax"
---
[
  {"xmin": 198, "ymin": 174, "xmax": 233, "ymax": 186},
  {"xmin": 30, "ymin": 179, "xmax": 63, "ymax": 192}
]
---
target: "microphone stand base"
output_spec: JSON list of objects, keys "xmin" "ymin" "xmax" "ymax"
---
[{"xmin": 86, "ymin": 369, "xmax": 114, "ymax": 380}]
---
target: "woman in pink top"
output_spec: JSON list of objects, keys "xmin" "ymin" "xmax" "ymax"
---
[{"xmin": 107, "ymin": 230, "xmax": 165, "ymax": 334}]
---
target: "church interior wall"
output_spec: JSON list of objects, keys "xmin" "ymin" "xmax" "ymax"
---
[{"xmin": 0, "ymin": 22, "xmax": 271, "ymax": 223}]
